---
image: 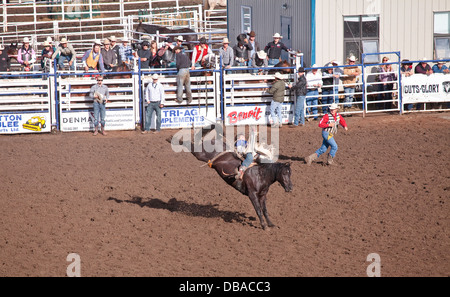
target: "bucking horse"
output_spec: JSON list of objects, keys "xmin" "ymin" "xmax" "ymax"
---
[{"xmin": 171, "ymin": 125, "xmax": 293, "ymax": 230}]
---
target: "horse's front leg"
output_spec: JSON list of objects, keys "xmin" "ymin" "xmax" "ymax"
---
[
  {"xmin": 248, "ymin": 192, "xmax": 266, "ymax": 230},
  {"xmin": 260, "ymin": 195, "xmax": 276, "ymax": 228}
]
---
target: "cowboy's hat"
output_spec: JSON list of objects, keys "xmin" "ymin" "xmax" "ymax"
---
[
  {"xmin": 60, "ymin": 38, "xmax": 68, "ymax": 44},
  {"xmin": 222, "ymin": 37, "xmax": 230, "ymax": 44},
  {"xmin": 247, "ymin": 31, "xmax": 256, "ymax": 37},
  {"xmin": 274, "ymin": 72, "xmax": 283, "ymax": 80},
  {"xmin": 256, "ymin": 50, "xmax": 267, "ymax": 60},
  {"xmin": 151, "ymin": 74, "xmax": 159, "ymax": 80},
  {"xmin": 273, "ymin": 33, "xmax": 283, "ymax": 38},
  {"xmin": 330, "ymin": 103, "xmax": 339, "ymax": 110}
]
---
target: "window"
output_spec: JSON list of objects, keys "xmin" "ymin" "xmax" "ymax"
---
[
  {"xmin": 344, "ymin": 15, "xmax": 380, "ymax": 63},
  {"xmin": 434, "ymin": 12, "xmax": 450, "ymax": 59},
  {"xmin": 241, "ymin": 6, "xmax": 252, "ymax": 34}
]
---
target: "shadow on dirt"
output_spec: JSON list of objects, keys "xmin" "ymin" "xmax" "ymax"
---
[{"xmin": 108, "ymin": 196, "xmax": 256, "ymax": 226}]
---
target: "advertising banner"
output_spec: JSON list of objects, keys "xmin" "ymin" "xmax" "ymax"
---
[
  {"xmin": 159, "ymin": 106, "xmax": 217, "ymax": 129},
  {"xmin": 402, "ymin": 74, "xmax": 450, "ymax": 103},
  {"xmin": 0, "ymin": 113, "xmax": 51, "ymax": 134},
  {"xmin": 225, "ymin": 103, "xmax": 294, "ymax": 126},
  {"xmin": 60, "ymin": 109, "xmax": 135, "ymax": 132}
]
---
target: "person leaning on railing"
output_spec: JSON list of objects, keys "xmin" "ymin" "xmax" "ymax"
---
[
  {"xmin": 52, "ymin": 38, "xmax": 76, "ymax": 71},
  {"xmin": 432, "ymin": 61, "xmax": 449, "ymax": 74},
  {"xmin": 341, "ymin": 55, "xmax": 362, "ymax": 112}
]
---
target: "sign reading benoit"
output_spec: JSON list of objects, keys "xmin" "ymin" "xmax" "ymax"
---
[
  {"xmin": 226, "ymin": 104, "xmax": 294, "ymax": 126},
  {"xmin": 402, "ymin": 74, "xmax": 450, "ymax": 103}
]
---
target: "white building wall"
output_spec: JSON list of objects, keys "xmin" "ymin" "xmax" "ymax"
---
[{"xmin": 315, "ymin": 0, "xmax": 450, "ymax": 66}]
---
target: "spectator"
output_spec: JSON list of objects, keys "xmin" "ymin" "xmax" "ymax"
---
[
  {"xmin": 174, "ymin": 46, "xmax": 193, "ymax": 104},
  {"xmin": 149, "ymin": 40, "xmax": 162, "ymax": 69},
  {"xmin": 40, "ymin": 41, "xmax": 54, "ymax": 73},
  {"xmin": 46, "ymin": 36, "xmax": 57, "ymax": 55},
  {"xmin": 81, "ymin": 41, "xmax": 106, "ymax": 73},
  {"xmin": 288, "ymin": 67, "xmax": 307, "ymax": 127},
  {"xmin": 305, "ymin": 103, "xmax": 348, "ymax": 166},
  {"xmin": 89, "ymin": 76, "xmax": 110, "ymax": 136},
  {"xmin": 175, "ymin": 36, "xmax": 186, "ymax": 53},
  {"xmin": 119, "ymin": 37, "xmax": 134, "ymax": 68},
  {"xmin": 267, "ymin": 72, "xmax": 286, "ymax": 128},
  {"xmin": 401, "ymin": 59, "xmax": 414, "ymax": 77},
  {"xmin": 142, "ymin": 74, "xmax": 165, "ymax": 134},
  {"xmin": 101, "ymin": 38, "xmax": 117, "ymax": 71},
  {"xmin": 401, "ymin": 59, "xmax": 414, "ymax": 111},
  {"xmin": 136, "ymin": 40, "xmax": 151, "ymax": 69},
  {"xmin": 342, "ymin": 55, "xmax": 362, "ymax": 111},
  {"xmin": 191, "ymin": 37, "xmax": 213, "ymax": 70},
  {"xmin": 264, "ymin": 33, "xmax": 290, "ymax": 66},
  {"xmin": 109, "ymin": 36, "xmax": 121, "ymax": 65},
  {"xmin": 377, "ymin": 58, "xmax": 397, "ymax": 110},
  {"xmin": 415, "ymin": 58, "xmax": 433, "ymax": 75},
  {"xmin": 247, "ymin": 31, "xmax": 260, "ymax": 68},
  {"xmin": 432, "ymin": 61, "xmax": 449, "ymax": 74},
  {"xmin": 306, "ymin": 64, "xmax": 323, "ymax": 120},
  {"xmin": 159, "ymin": 38, "xmax": 176, "ymax": 68},
  {"xmin": 322, "ymin": 63, "xmax": 337, "ymax": 114},
  {"xmin": 0, "ymin": 44, "xmax": 11, "ymax": 72},
  {"xmin": 233, "ymin": 33, "xmax": 253, "ymax": 67},
  {"xmin": 52, "ymin": 38, "xmax": 76, "ymax": 71},
  {"xmin": 17, "ymin": 37, "xmax": 36, "ymax": 72},
  {"xmin": 219, "ymin": 37, "xmax": 234, "ymax": 69},
  {"xmin": 329, "ymin": 60, "xmax": 343, "ymax": 104},
  {"xmin": 251, "ymin": 50, "xmax": 268, "ymax": 75}
]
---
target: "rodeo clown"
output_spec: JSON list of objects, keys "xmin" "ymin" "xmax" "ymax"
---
[{"xmin": 305, "ymin": 103, "xmax": 348, "ymax": 166}]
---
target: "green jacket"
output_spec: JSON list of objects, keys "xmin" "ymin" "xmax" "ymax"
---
[{"xmin": 268, "ymin": 79, "xmax": 286, "ymax": 103}]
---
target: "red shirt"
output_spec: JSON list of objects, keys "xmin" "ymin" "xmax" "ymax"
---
[{"xmin": 319, "ymin": 113, "xmax": 347, "ymax": 130}]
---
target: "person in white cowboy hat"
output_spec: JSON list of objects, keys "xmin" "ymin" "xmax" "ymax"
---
[
  {"xmin": 264, "ymin": 32, "xmax": 291, "ymax": 66},
  {"xmin": 305, "ymin": 102, "xmax": 348, "ymax": 166},
  {"xmin": 0, "ymin": 44, "xmax": 11, "ymax": 72},
  {"xmin": 219, "ymin": 37, "xmax": 234, "ymax": 68},
  {"xmin": 109, "ymin": 35, "xmax": 121, "ymax": 65},
  {"xmin": 342, "ymin": 55, "xmax": 362, "ymax": 112},
  {"xmin": 119, "ymin": 36, "xmax": 134, "ymax": 67},
  {"xmin": 267, "ymin": 72, "xmax": 286, "ymax": 127},
  {"xmin": 17, "ymin": 37, "xmax": 36, "ymax": 72},
  {"xmin": 142, "ymin": 73, "xmax": 165, "ymax": 134},
  {"xmin": 100, "ymin": 38, "xmax": 117, "ymax": 71},
  {"xmin": 52, "ymin": 37, "xmax": 76, "ymax": 71},
  {"xmin": 81, "ymin": 40, "xmax": 106, "ymax": 73},
  {"xmin": 40, "ymin": 40, "xmax": 54, "ymax": 73},
  {"xmin": 251, "ymin": 49, "xmax": 268, "ymax": 74}
]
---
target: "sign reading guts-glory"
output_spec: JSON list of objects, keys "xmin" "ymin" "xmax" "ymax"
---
[{"xmin": 402, "ymin": 74, "xmax": 450, "ymax": 103}]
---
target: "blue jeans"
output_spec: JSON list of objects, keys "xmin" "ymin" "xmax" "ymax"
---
[
  {"xmin": 315, "ymin": 130, "xmax": 338, "ymax": 158},
  {"xmin": 344, "ymin": 87, "xmax": 355, "ymax": 108},
  {"xmin": 306, "ymin": 89, "xmax": 319, "ymax": 119},
  {"xmin": 145, "ymin": 101, "xmax": 162, "ymax": 131},
  {"xmin": 57, "ymin": 55, "xmax": 75, "ymax": 70},
  {"xmin": 294, "ymin": 95, "xmax": 306, "ymax": 126},
  {"xmin": 268, "ymin": 58, "xmax": 279, "ymax": 66},
  {"xmin": 242, "ymin": 153, "xmax": 254, "ymax": 168},
  {"xmin": 93, "ymin": 101, "xmax": 106, "ymax": 127},
  {"xmin": 270, "ymin": 101, "xmax": 283, "ymax": 124}
]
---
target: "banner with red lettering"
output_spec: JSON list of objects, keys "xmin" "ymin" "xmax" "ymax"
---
[{"xmin": 225, "ymin": 103, "xmax": 294, "ymax": 126}]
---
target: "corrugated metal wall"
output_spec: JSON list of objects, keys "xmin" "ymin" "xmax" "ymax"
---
[
  {"xmin": 227, "ymin": 0, "xmax": 312, "ymax": 66},
  {"xmin": 315, "ymin": 0, "xmax": 450, "ymax": 66}
]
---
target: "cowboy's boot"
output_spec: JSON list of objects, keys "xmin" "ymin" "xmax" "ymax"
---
[
  {"xmin": 237, "ymin": 166, "xmax": 246, "ymax": 180},
  {"xmin": 93, "ymin": 126, "xmax": 99, "ymax": 136},
  {"xmin": 101, "ymin": 125, "xmax": 107, "ymax": 136},
  {"xmin": 327, "ymin": 154, "xmax": 336, "ymax": 166},
  {"xmin": 305, "ymin": 153, "xmax": 318, "ymax": 166}
]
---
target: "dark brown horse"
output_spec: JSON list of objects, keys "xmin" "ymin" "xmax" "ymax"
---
[
  {"xmin": 172, "ymin": 125, "xmax": 293, "ymax": 229},
  {"xmin": 269, "ymin": 60, "xmax": 293, "ymax": 74},
  {"xmin": 135, "ymin": 22, "xmax": 198, "ymax": 51}
]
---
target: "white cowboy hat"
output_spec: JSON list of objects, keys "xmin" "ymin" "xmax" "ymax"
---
[
  {"xmin": 176, "ymin": 36, "xmax": 185, "ymax": 42},
  {"xmin": 330, "ymin": 103, "xmax": 339, "ymax": 110},
  {"xmin": 43, "ymin": 41, "xmax": 51, "ymax": 47},
  {"xmin": 23, "ymin": 37, "xmax": 30, "ymax": 43},
  {"xmin": 257, "ymin": 50, "xmax": 267, "ymax": 60},
  {"xmin": 274, "ymin": 72, "xmax": 283, "ymax": 80},
  {"xmin": 103, "ymin": 38, "xmax": 110, "ymax": 45},
  {"xmin": 46, "ymin": 36, "xmax": 53, "ymax": 43},
  {"xmin": 331, "ymin": 60, "xmax": 340, "ymax": 65},
  {"xmin": 60, "ymin": 38, "xmax": 68, "ymax": 44},
  {"xmin": 122, "ymin": 37, "xmax": 129, "ymax": 42},
  {"xmin": 348, "ymin": 55, "xmax": 357, "ymax": 62},
  {"xmin": 222, "ymin": 37, "xmax": 230, "ymax": 44},
  {"xmin": 151, "ymin": 74, "xmax": 159, "ymax": 80},
  {"xmin": 109, "ymin": 36, "xmax": 117, "ymax": 41},
  {"xmin": 273, "ymin": 33, "xmax": 283, "ymax": 38},
  {"xmin": 94, "ymin": 39, "xmax": 102, "ymax": 45}
]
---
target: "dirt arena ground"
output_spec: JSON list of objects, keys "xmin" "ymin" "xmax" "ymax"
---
[{"xmin": 0, "ymin": 112, "xmax": 448, "ymax": 277}]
